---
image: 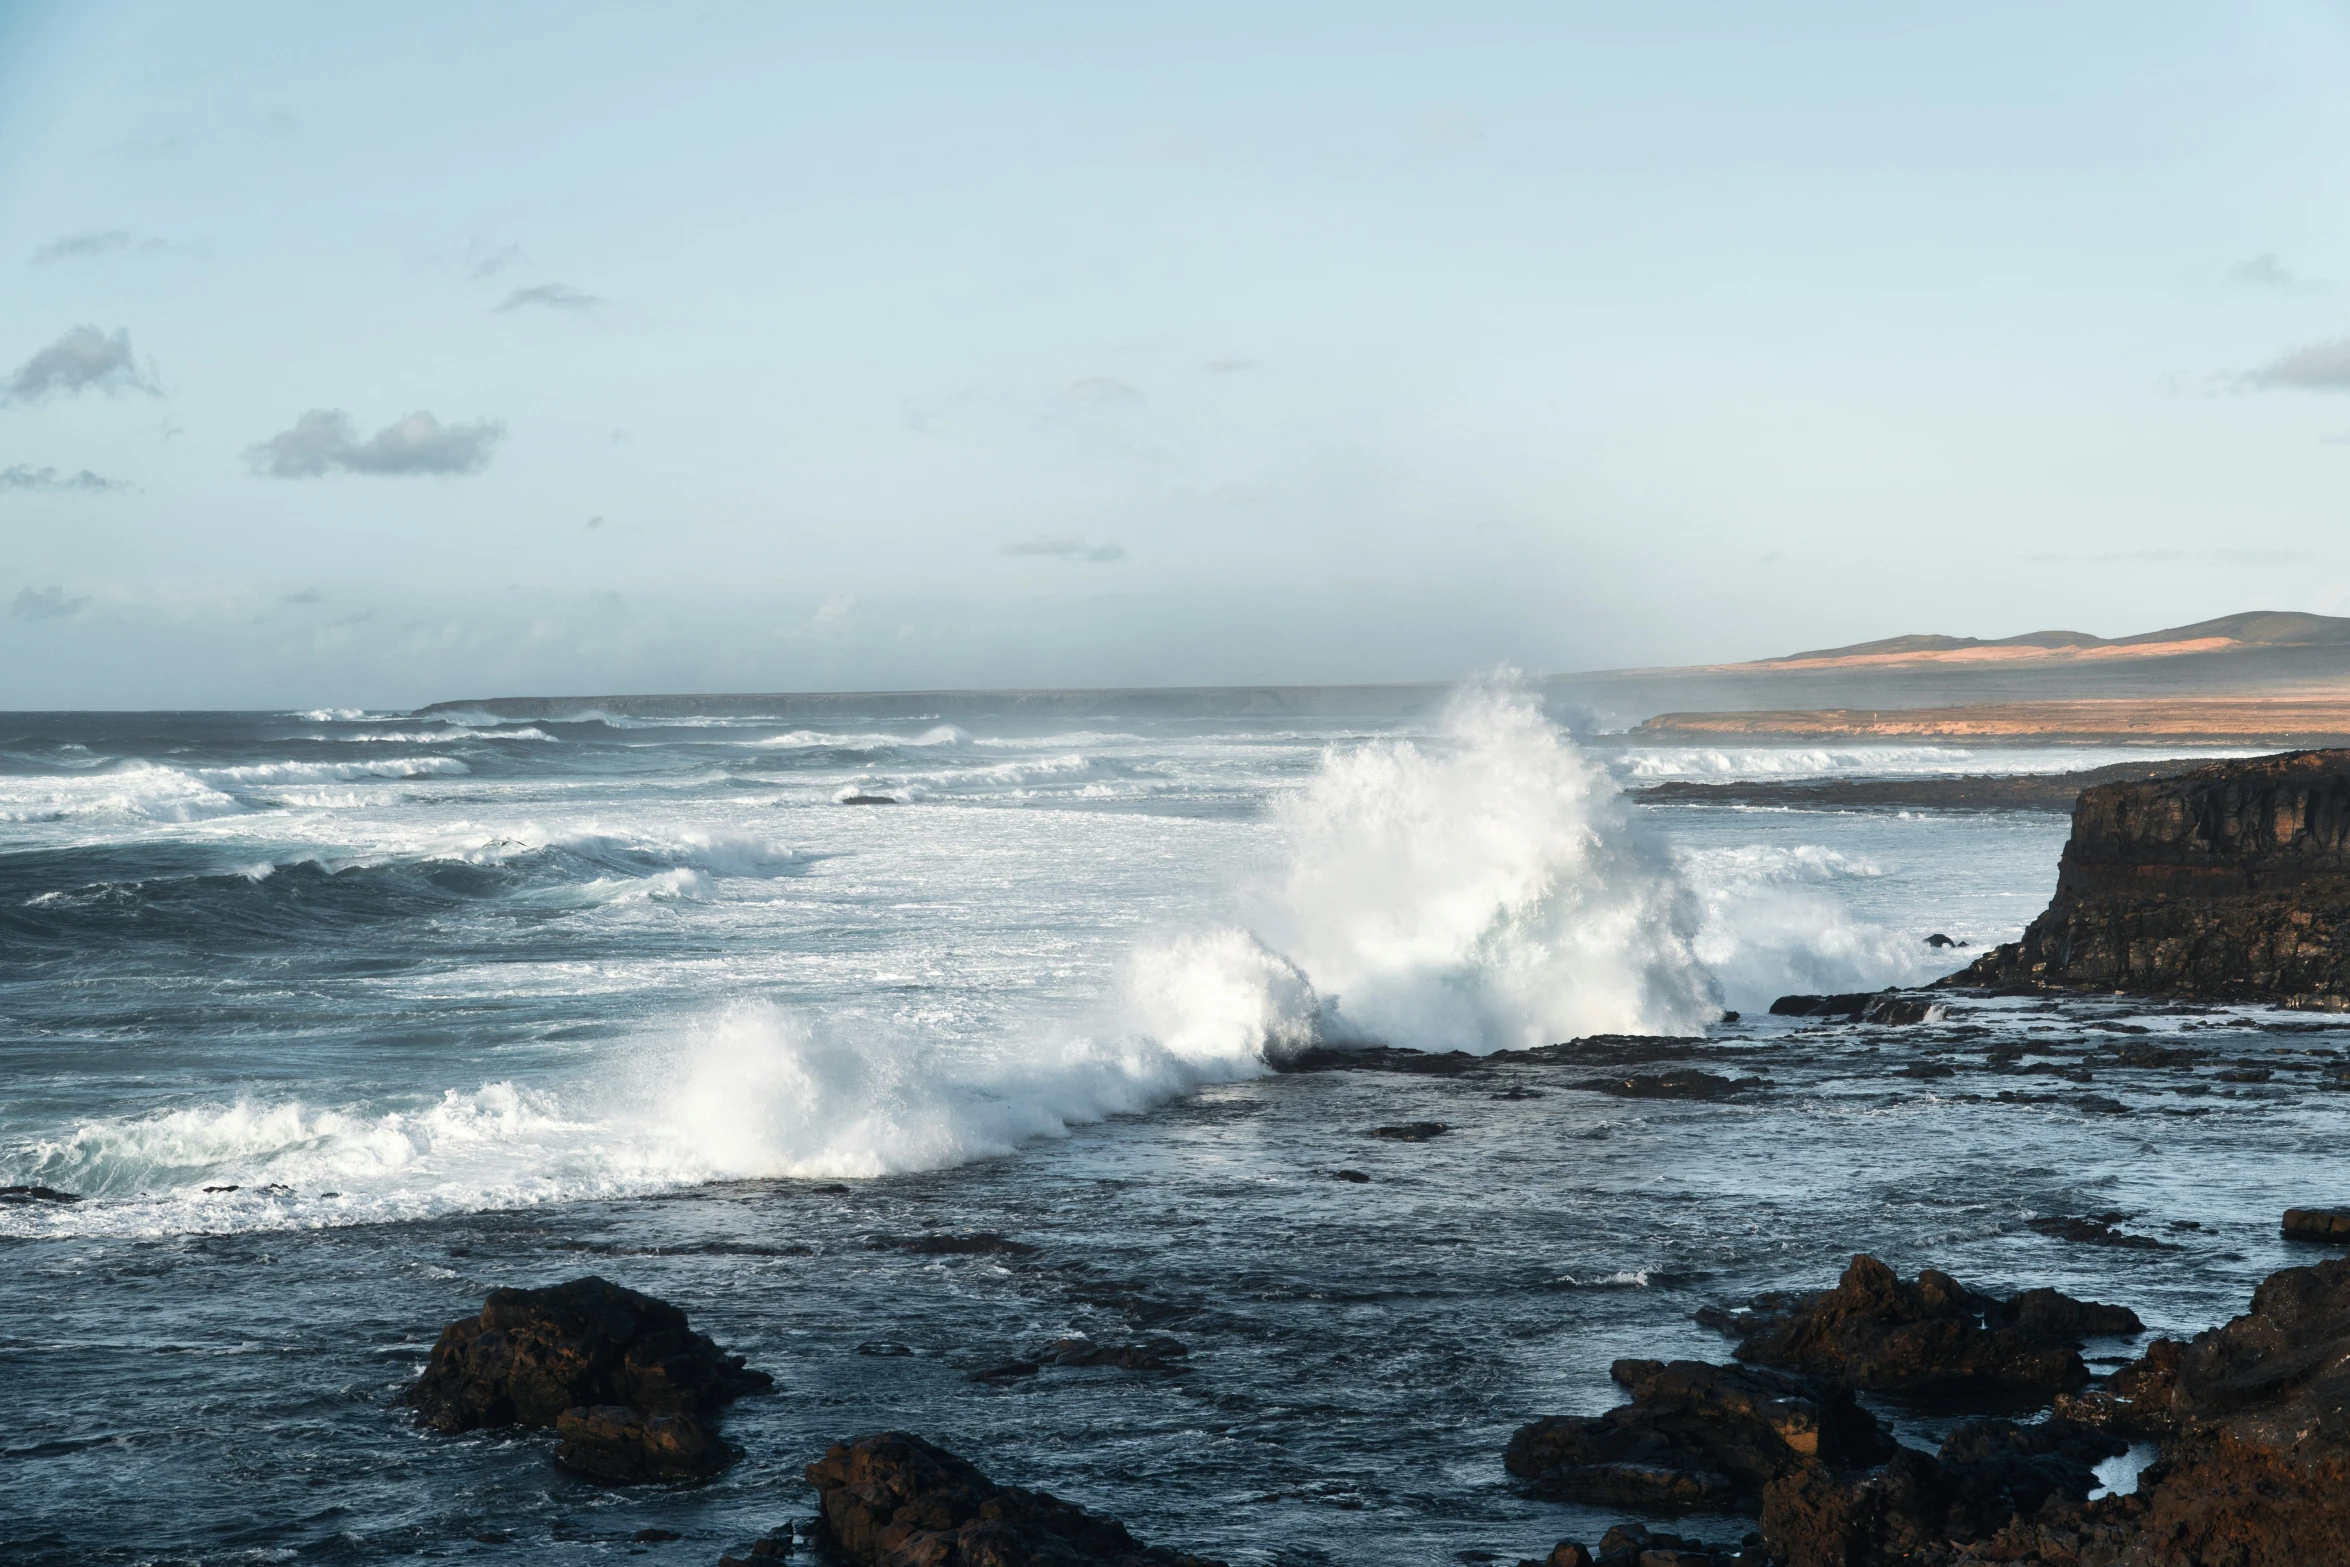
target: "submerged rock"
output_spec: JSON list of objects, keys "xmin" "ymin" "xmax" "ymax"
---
[
  {"xmin": 1767, "ymin": 992, "xmax": 1936, "ymax": 1024},
  {"xmin": 1701, "ymin": 1254, "xmax": 2139, "ymax": 1405},
  {"xmin": 1029, "ymin": 1336, "xmax": 1188, "ymax": 1370},
  {"xmin": 1503, "ymin": 1358, "xmax": 1896, "ymax": 1512},
  {"xmin": 1573, "ymin": 1071, "xmax": 1764, "ymax": 1100},
  {"xmin": 1367, "ymin": 1121, "xmax": 1448, "ymax": 1141},
  {"xmin": 804, "ymin": 1430, "xmax": 1224, "ymax": 1566},
  {"xmin": 0, "ymin": 1185, "xmax": 80, "ymax": 1203},
  {"xmin": 1946, "ymin": 748, "xmax": 2350, "ymax": 1007},
  {"xmin": 403, "ymin": 1275, "xmax": 769, "ymax": 1435}
]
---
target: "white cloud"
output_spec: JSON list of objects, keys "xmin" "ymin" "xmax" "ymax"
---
[
  {"xmin": 248, "ymin": 409, "xmax": 508, "ymax": 477},
  {"xmin": 494, "ymin": 282, "xmax": 601, "ymax": 315},
  {"xmin": 2248, "ymin": 338, "xmax": 2350, "ymax": 391},
  {"xmin": 3, "ymin": 326, "xmax": 159, "ymax": 403},
  {"xmin": 0, "ymin": 464, "xmax": 127, "ymax": 493}
]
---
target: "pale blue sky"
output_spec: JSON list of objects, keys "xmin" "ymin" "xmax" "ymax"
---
[{"xmin": 3, "ymin": 2, "xmax": 2348, "ymax": 707}]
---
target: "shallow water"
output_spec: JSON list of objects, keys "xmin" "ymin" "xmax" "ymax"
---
[{"xmin": 2, "ymin": 701, "xmax": 2333, "ymax": 1564}]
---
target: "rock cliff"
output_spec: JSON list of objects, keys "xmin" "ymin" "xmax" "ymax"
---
[{"xmin": 1947, "ymin": 748, "xmax": 2350, "ymax": 1007}]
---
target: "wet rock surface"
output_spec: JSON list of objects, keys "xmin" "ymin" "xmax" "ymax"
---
[
  {"xmin": 1949, "ymin": 748, "xmax": 2350, "ymax": 1006},
  {"xmin": 2283, "ymin": 1205, "xmax": 2350, "ymax": 1241},
  {"xmin": 804, "ymin": 1430, "xmax": 1224, "ymax": 1566},
  {"xmin": 1700, "ymin": 1254, "xmax": 2139, "ymax": 1404},
  {"xmin": 552, "ymin": 1403, "xmax": 727, "ymax": 1484},
  {"xmin": 404, "ymin": 1275, "xmax": 771, "ymax": 1433},
  {"xmin": 1028, "ymin": 1335, "xmax": 1188, "ymax": 1370},
  {"xmin": 1504, "ymin": 1357, "xmax": 1896, "ymax": 1511}
]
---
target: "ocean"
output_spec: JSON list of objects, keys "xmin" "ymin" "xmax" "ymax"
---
[{"xmin": 3, "ymin": 687, "xmax": 2337, "ymax": 1564}]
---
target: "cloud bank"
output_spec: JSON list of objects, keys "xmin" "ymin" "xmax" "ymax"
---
[
  {"xmin": 248, "ymin": 409, "xmax": 508, "ymax": 477},
  {"xmin": 3, "ymin": 326, "xmax": 158, "ymax": 403},
  {"xmin": 11, "ymin": 586, "xmax": 88, "ymax": 622},
  {"xmin": 0, "ymin": 465, "xmax": 126, "ymax": 493},
  {"xmin": 1000, "ymin": 533, "xmax": 1126, "ymax": 562},
  {"xmin": 2248, "ymin": 338, "xmax": 2350, "ymax": 391}
]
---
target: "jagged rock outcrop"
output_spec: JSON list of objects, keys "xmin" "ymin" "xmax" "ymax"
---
[
  {"xmin": 1758, "ymin": 1256, "xmax": 2350, "ymax": 1565},
  {"xmin": 804, "ymin": 1431, "xmax": 1224, "ymax": 1566},
  {"xmin": 1702, "ymin": 1255, "xmax": 2140, "ymax": 1405},
  {"xmin": 1947, "ymin": 748, "xmax": 2350, "ymax": 1007},
  {"xmin": 403, "ymin": 1276, "xmax": 768, "ymax": 1484},
  {"xmin": 405, "ymin": 1275, "xmax": 770, "ymax": 1432}
]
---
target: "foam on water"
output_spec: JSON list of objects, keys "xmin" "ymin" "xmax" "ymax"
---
[
  {"xmin": 1, "ymin": 687, "xmax": 2049, "ymax": 1238},
  {"xmin": 1144, "ymin": 681, "xmax": 1719, "ymax": 1054},
  {"xmin": 0, "ymin": 760, "xmax": 246, "ymax": 824}
]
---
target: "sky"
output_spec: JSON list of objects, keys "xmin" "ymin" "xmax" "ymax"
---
[{"xmin": 3, "ymin": 1, "xmax": 2349, "ymax": 709}]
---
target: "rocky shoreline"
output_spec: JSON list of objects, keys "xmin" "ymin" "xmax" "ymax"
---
[
  {"xmin": 1949, "ymin": 749, "xmax": 2350, "ymax": 1008},
  {"xmin": 1630, "ymin": 762, "xmax": 2206, "ymax": 816},
  {"xmin": 399, "ymin": 1239, "xmax": 2350, "ymax": 1566}
]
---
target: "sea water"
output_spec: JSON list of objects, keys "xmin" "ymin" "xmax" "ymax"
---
[{"xmin": 1, "ymin": 690, "xmax": 2334, "ymax": 1563}]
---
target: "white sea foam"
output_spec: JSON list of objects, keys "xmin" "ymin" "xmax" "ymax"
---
[
  {"xmin": 1132, "ymin": 680, "xmax": 1720, "ymax": 1056},
  {"xmin": 1611, "ymin": 746, "xmax": 1982, "ymax": 780},
  {"xmin": 201, "ymin": 756, "xmax": 473, "ymax": 785},
  {"xmin": 3, "ymin": 682, "xmax": 2016, "ymax": 1238},
  {"xmin": 746, "ymin": 725, "xmax": 969, "ymax": 751},
  {"xmin": 306, "ymin": 726, "xmax": 556, "ymax": 744},
  {"xmin": 1676, "ymin": 841, "xmax": 1941, "ymax": 1005},
  {"xmin": 0, "ymin": 761, "xmax": 245, "ymax": 824}
]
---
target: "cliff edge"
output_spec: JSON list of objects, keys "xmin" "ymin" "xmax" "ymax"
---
[{"xmin": 1948, "ymin": 748, "xmax": 2350, "ymax": 1008}]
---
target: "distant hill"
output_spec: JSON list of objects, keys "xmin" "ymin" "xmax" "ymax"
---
[{"xmin": 1759, "ymin": 611, "xmax": 2350, "ymax": 669}]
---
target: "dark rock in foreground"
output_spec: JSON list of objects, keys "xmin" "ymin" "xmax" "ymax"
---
[
  {"xmin": 1761, "ymin": 1256, "xmax": 2350, "ymax": 1563},
  {"xmin": 1701, "ymin": 1254, "xmax": 2140, "ymax": 1405},
  {"xmin": 1947, "ymin": 748, "xmax": 2350, "ymax": 1007},
  {"xmin": 404, "ymin": 1275, "xmax": 770, "ymax": 1433},
  {"xmin": 552, "ymin": 1403, "xmax": 726, "ymax": 1484},
  {"xmin": 805, "ymin": 1430, "xmax": 1223, "ymax": 1566},
  {"xmin": 1504, "ymin": 1358, "xmax": 1896, "ymax": 1511}
]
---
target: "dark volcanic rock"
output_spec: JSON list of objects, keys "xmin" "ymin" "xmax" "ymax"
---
[
  {"xmin": 0, "ymin": 1185, "xmax": 80, "ymax": 1203},
  {"xmin": 1768, "ymin": 992, "xmax": 1936, "ymax": 1025},
  {"xmin": 551, "ymin": 1403, "xmax": 727, "ymax": 1484},
  {"xmin": 2051, "ymin": 1336, "xmax": 2185, "ymax": 1437},
  {"xmin": 804, "ymin": 1430, "xmax": 1223, "ymax": 1566},
  {"xmin": 403, "ymin": 1276, "xmax": 770, "ymax": 1433},
  {"xmin": 1573, "ymin": 1070, "xmax": 1763, "ymax": 1100},
  {"xmin": 869, "ymin": 1232, "xmax": 1041, "ymax": 1256},
  {"xmin": 1367, "ymin": 1121, "xmax": 1447, "ymax": 1141},
  {"xmin": 1769, "ymin": 992, "xmax": 1878, "ymax": 1018},
  {"xmin": 1946, "ymin": 748, "xmax": 2350, "ymax": 1007},
  {"xmin": 1706, "ymin": 1254, "xmax": 2138, "ymax": 1404},
  {"xmin": 1503, "ymin": 1358, "xmax": 1896, "ymax": 1512},
  {"xmin": 2026, "ymin": 1213, "xmax": 2180, "ymax": 1250}
]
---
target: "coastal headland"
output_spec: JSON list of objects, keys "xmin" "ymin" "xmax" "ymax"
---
[{"xmin": 421, "ymin": 610, "xmax": 2350, "ymax": 739}]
